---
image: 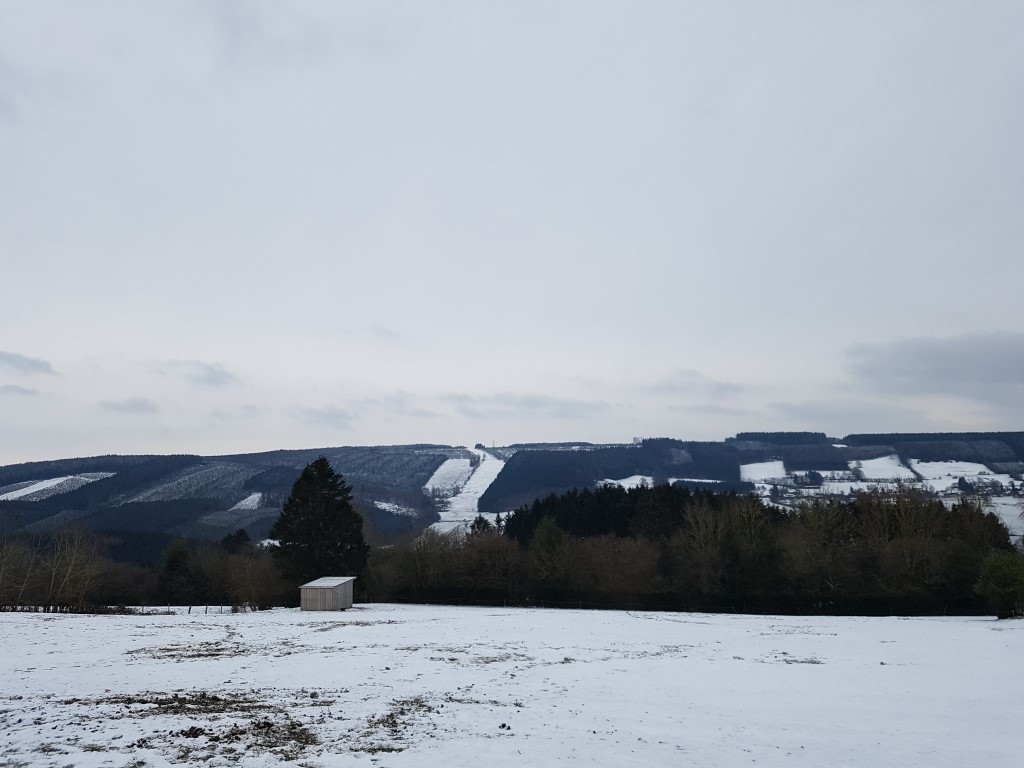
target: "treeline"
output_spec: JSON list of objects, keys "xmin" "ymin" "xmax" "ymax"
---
[
  {"xmin": 0, "ymin": 528, "xmax": 289, "ymax": 612},
  {"xmin": 736, "ymin": 444, "xmax": 848, "ymax": 471},
  {"xmin": 0, "ymin": 454, "xmax": 156, "ymax": 488},
  {"xmin": 366, "ymin": 485, "xmax": 1024, "ymax": 616},
  {"xmin": 843, "ymin": 433, "xmax": 1024, "ymax": 463},
  {"xmin": 734, "ymin": 432, "xmax": 830, "ymax": 445},
  {"xmin": 7, "ymin": 486, "xmax": 1022, "ymax": 618},
  {"xmin": 478, "ymin": 439, "xmax": 741, "ymax": 514},
  {"xmin": 217, "ymin": 445, "xmax": 466, "ymax": 496}
]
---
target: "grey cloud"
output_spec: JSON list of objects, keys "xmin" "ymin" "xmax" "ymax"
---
[
  {"xmin": 0, "ymin": 53, "xmax": 24, "ymax": 122},
  {"xmin": 203, "ymin": 2, "xmax": 330, "ymax": 68},
  {"xmin": 167, "ymin": 360, "xmax": 241, "ymax": 387},
  {"xmin": 0, "ymin": 351, "xmax": 56, "ymax": 375},
  {"xmin": 848, "ymin": 332, "xmax": 1024, "ymax": 406},
  {"xmin": 647, "ymin": 369, "xmax": 745, "ymax": 399},
  {"xmin": 668, "ymin": 402, "xmax": 754, "ymax": 417},
  {"xmin": 768, "ymin": 399, "xmax": 932, "ymax": 435},
  {"xmin": 98, "ymin": 397, "xmax": 160, "ymax": 415},
  {"xmin": 446, "ymin": 393, "xmax": 612, "ymax": 420},
  {"xmin": 366, "ymin": 324, "xmax": 402, "ymax": 343},
  {"xmin": 209, "ymin": 404, "xmax": 261, "ymax": 422},
  {"xmin": 0, "ymin": 384, "xmax": 39, "ymax": 396},
  {"xmin": 364, "ymin": 393, "xmax": 441, "ymax": 419},
  {"xmin": 296, "ymin": 405, "xmax": 358, "ymax": 430}
]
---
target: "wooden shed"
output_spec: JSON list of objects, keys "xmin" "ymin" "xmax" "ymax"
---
[{"xmin": 300, "ymin": 576, "xmax": 356, "ymax": 611}]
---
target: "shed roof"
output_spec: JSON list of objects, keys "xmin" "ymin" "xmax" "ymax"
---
[{"xmin": 301, "ymin": 576, "xmax": 357, "ymax": 588}]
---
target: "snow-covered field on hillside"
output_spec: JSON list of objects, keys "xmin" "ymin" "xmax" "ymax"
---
[
  {"xmin": 851, "ymin": 455, "xmax": 918, "ymax": 481},
  {"xmin": 987, "ymin": 496, "xmax": 1023, "ymax": 537},
  {"xmin": 911, "ymin": 461, "xmax": 1016, "ymax": 493},
  {"xmin": 2, "ymin": 605, "xmax": 1021, "ymax": 768},
  {"xmin": 740, "ymin": 460, "xmax": 787, "ymax": 482}
]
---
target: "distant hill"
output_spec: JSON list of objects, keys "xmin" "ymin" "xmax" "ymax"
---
[
  {"xmin": 0, "ymin": 445, "xmax": 471, "ymax": 547},
  {"xmin": 2, "ymin": 432, "xmax": 1022, "ymax": 550}
]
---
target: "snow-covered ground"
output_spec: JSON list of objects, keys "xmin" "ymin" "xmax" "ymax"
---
[
  {"xmin": 374, "ymin": 501, "xmax": 418, "ymax": 517},
  {"xmin": 0, "ymin": 473, "xmax": 113, "ymax": 501},
  {"xmin": 422, "ymin": 458, "xmax": 475, "ymax": 498},
  {"xmin": 850, "ymin": 455, "xmax": 917, "ymax": 481},
  {"xmin": 987, "ymin": 496, "xmax": 1023, "ymax": 538},
  {"xmin": 432, "ymin": 449, "xmax": 506, "ymax": 532},
  {"xmin": 821, "ymin": 480, "xmax": 901, "ymax": 496},
  {"xmin": 1, "ymin": 605, "xmax": 1021, "ymax": 767},
  {"xmin": 740, "ymin": 461, "xmax": 787, "ymax": 482},
  {"xmin": 230, "ymin": 492, "xmax": 263, "ymax": 511},
  {"xmin": 910, "ymin": 461, "xmax": 1015, "ymax": 493},
  {"xmin": 598, "ymin": 475, "xmax": 653, "ymax": 489}
]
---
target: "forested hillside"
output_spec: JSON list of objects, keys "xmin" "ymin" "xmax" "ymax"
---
[{"xmin": 0, "ymin": 446, "xmax": 469, "ymax": 550}]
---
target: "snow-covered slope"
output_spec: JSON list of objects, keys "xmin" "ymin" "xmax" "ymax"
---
[
  {"xmin": 911, "ymin": 460, "xmax": 1015, "ymax": 493},
  {"xmin": 853, "ymin": 455, "xmax": 918, "ymax": 481},
  {"xmin": 740, "ymin": 460, "xmax": 787, "ymax": 482},
  {"xmin": 230, "ymin": 492, "xmax": 263, "ymax": 511},
  {"xmin": 988, "ymin": 496, "xmax": 1024, "ymax": 537},
  {"xmin": 432, "ymin": 449, "xmax": 505, "ymax": 532},
  {"xmin": 0, "ymin": 473, "xmax": 113, "ymax": 501},
  {"xmin": 2, "ymin": 605, "xmax": 1021, "ymax": 767},
  {"xmin": 423, "ymin": 458, "xmax": 475, "ymax": 497}
]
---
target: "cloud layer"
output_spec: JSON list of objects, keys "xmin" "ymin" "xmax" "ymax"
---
[
  {"xmin": 0, "ymin": 351, "xmax": 55, "ymax": 376},
  {"xmin": 0, "ymin": 3, "xmax": 1022, "ymax": 463}
]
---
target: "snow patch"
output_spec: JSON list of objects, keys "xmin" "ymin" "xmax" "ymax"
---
[
  {"xmin": 374, "ymin": 500, "xmax": 418, "ymax": 517},
  {"xmin": 0, "ymin": 473, "xmax": 113, "ymax": 501},
  {"xmin": 910, "ymin": 460, "xmax": 1014, "ymax": 493},
  {"xmin": 599, "ymin": 475, "xmax": 654, "ymax": 489},
  {"xmin": 987, "ymin": 497, "xmax": 1024, "ymax": 538},
  {"xmin": 740, "ymin": 461, "xmax": 787, "ymax": 482},
  {"xmin": 230, "ymin": 492, "xmax": 263, "ymax": 510},
  {"xmin": 850, "ymin": 455, "xmax": 917, "ymax": 481},
  {"xmin": 424, "ymin": 458, "xmax": 475, "ymax": 497}
]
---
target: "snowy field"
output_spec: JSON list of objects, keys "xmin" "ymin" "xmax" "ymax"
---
[
  {"xmin": 740, "ymin": 461, "xmax": 787, "ymax": 482},
  {"xmin": 2, "ymin": 605, "xmax": 1021, "ymax": 768},
  {"xmin": 851, "ymin": 455, "xmax": 917, "ymax": 481},
  {"xmin": 987, "ymin": 496, "xmax": 1023, "ymax": 538},
  {"xmin": 910, "ymin": 461, "xmax": 1016, "ymax": 493}
]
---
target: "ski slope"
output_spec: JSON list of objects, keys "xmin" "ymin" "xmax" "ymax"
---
[
  {"xmin": 432, "ymin": 449, "xmax": 505, "ymax": 532},
  {"xmin": 423, "ymin": 458, "xmax": 475, "ymax": 497}
]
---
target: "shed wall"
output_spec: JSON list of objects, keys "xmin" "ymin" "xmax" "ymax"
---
[{"xmin": 300, "ymin": 581, "xmax": 354, "ymax": 611}]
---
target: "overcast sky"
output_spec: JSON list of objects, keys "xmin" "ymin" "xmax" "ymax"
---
[{"xmin": 1, "ymin": 1, "xmax": 1023, "ymax": 465}]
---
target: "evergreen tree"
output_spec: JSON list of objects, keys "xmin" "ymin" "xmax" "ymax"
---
[
  {"xmin": 157, "ymin": 539, "xmax": 206, "ymax": 606},
  {"xmin": 468, "ymin": 514, "xmax": 494, "ymax": 537},
  {"xmin": 270, "ymin": 456, "xmax": 369, "ymax": 583}
]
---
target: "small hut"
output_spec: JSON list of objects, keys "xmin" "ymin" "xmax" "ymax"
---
[{"xmin": 300, "ymin": 576, "xmax": 356, "ymax": 611}]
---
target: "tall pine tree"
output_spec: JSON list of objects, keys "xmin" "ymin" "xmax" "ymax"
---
[{"xmin": 270, "ymin": 456, "xmax": 369, "ymax": 583}]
